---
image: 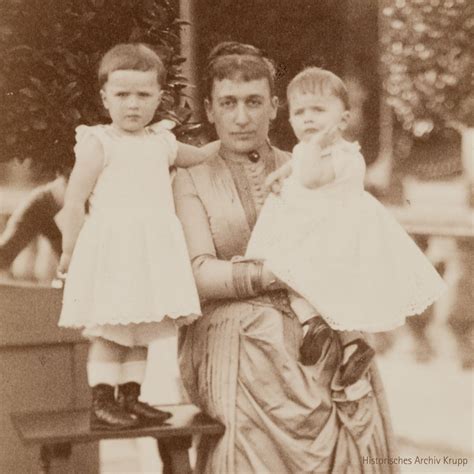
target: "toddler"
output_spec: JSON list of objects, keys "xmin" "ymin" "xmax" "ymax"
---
[{"xmin": 58, "ymin": 43, "xmax": 207, "ymax": 430}]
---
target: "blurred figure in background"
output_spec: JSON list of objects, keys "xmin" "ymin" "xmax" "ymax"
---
[{"xmin": 0, "ymin": 175, "xmax": 66, "ymax": 280}]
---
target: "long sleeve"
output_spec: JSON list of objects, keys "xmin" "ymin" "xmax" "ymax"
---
[{"xmin": 173, "ymin": 168, "xmax": 238, "ymax": 301}]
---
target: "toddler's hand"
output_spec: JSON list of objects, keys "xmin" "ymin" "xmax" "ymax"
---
[{"xmin": 57, "ymin": 252, "xmax": 71, "ymax": 277}]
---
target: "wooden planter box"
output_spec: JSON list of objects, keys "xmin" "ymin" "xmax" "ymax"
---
[{"xmin": 0, "ymin": 282, "xmax": 99, "ymax": 473}]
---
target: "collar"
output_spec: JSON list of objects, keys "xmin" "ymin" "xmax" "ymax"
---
[{"xmin": 218, "ymin": 139, "xmax": 273, "ymax": 165}]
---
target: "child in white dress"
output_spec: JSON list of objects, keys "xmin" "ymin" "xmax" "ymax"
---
[
  {"xmin": 246, "ymin": 67, "xmax": 446, "ymax": 387},
  {"xmin": 58, "ymin": 43, "xmax": 207, "ymax": 430}
]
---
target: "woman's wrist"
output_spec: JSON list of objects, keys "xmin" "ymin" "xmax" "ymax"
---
[
  {"xmin": 249, "ymin": 261, "xmax": 264, "ymax": 294},
  {"xmin": 232, "ymin": 262, "xmax": 255, "ymax": 298},
  {"xmin": 231, "ymin": 260, "xmax": 281, "ymax": 298},
  {"xmin": 260, "ymin": 263, "xmax": 278, "ymax": 291}
]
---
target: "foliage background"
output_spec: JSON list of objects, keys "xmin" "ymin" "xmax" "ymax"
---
[
  {"xmin": 0, "ymin": 0, "xmax": 191, "ymax": 176},
  {"xmin": 380, "ymin": 0, "xmax": 473, "ymax": 178},
  {"xmin": 382, "ymin": 0, "xmax": 473, "ymax": 138}
]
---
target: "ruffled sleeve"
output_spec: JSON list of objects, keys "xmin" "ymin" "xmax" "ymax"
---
[
  {"xmin": 148, "ymin": 120, "xmax": 178, "ymax": 166},
  {"xmin": 73, "ymin": 125, "xmax": 108, "ymax": 165},
  {"xmin": 73, "ymin": 125, "xmax": 93, "ymax": 155},
  {"xmin": 331, "ymin": 141, "xmax": 366, "ymax": 184}
]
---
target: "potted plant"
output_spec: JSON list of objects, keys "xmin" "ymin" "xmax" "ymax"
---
[{"xmin": 381, "ymin": 0, "xmax": 473, "ymax": 206}]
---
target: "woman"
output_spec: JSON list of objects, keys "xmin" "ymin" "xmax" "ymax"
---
[{"xmin": 173, "ymin": 42, "xmax": 398, "ymax": 473}]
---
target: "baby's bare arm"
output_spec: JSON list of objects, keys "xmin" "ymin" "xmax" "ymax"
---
[{"xmin": 297, "ymin": 142, "xmax": 335, "ymax": 189}]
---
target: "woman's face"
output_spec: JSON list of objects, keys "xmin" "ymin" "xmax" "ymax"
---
[{"xmin": 205, "ymin": 78, "xmax": 278, "ymax": 154}]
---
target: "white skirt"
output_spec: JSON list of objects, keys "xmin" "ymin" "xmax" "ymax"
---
[
  {"xmin": 246, "ymin": 191, "xmax": 446, "ymax": 332},
  {"xmin": 59, "ymin": 211, "xmax": 201, "ymax": 340}
]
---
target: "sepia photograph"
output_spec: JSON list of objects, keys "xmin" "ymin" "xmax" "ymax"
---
[{"xmin": 0, "ymin": 1, "xmax": 472, "ymax": 472}]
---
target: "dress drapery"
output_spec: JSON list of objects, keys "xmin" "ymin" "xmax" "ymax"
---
[{"xmin": 173, "ymin": 144, "xmax": 399, "ymax": 473}]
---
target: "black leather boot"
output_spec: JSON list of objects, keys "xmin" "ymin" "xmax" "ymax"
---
[
  {"xmin": 300, "ymin": 316, "xmax": 334, "ymax": 365},
  {"xmin": 339, "ymin": 339, "xmax": 376, "ymax": 387},
  {"xmin": 90, "ymin": 384, "xmax": 139, "ymax": 431},
  {"xmin": 117, "ymin": 382, "xmax": 172, "ymax": 426}
]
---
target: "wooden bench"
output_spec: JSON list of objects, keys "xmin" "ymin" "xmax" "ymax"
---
[{"xmin": 11, "ymin": 404, "xmax": 224, "ymax": 474}]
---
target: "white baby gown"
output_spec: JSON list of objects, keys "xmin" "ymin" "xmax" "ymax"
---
[
  {"xmin": 246, "ymin": 140, "xmax": 446, "ymax": 332},
  {"xmin": 59, "ymin": 124, "xmax": 201, "ymax": 346}
]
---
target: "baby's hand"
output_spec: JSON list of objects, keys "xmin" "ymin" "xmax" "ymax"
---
[{"xmin": 308, "ymin": 124, "xmax": 339, "ymax": 150}]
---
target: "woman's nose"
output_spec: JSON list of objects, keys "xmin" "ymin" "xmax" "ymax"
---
[{"xmin": 234, "ymin": 103, "xmax": 250, "ymax": 125}]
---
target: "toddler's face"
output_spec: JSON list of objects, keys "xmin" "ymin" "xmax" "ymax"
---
[
  {"xmin": 288, "ymin": 91, "xmax": 349, "ymax": 143},
  {"xmin": 101, "ymin": 70, "xmax": 162, "ymax": 134}
]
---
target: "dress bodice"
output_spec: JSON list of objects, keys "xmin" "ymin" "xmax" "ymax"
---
[
  {"xmin": 180, "ymin": 144, "xmax": 290, "ymax": 261},
  {"xmin": 75, "ymin": 124, "xmax": 177, "ymax": 219}
]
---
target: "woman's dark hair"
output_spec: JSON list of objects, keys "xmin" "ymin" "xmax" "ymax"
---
[{"xmin": 203, "ymin": 41, "xmax": 276, "ymax": 99}]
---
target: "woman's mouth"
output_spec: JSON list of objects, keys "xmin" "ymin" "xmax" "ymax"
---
[{"xmin": 232, "ymin": 131, "xmax": 255, "ymax": 139}]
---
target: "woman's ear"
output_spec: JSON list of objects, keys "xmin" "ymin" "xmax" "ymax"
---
[
  {"xmin": 270, "ymin": 96, "xmax": 279, "ymax": 120},
  {"xmin": 100, "ymin": 89, "xmax": 108, "ymax": 111},
  {"xmin": 204, "ymin": 98, "xmax": 215, "ymax": 124}
]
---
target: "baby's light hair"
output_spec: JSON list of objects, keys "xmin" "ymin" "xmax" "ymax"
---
[
  {"xmin": 98, "ymin": 43, "xmax": 166, "ymax": 89},
  {"xmin": 287, "ymin": 67, "xmax": 350, "ymax": 110}
]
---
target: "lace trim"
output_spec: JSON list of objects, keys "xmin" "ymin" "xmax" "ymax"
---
[
  {"xmin": 59, "ymin": 310, "xmax": 201, "ymax": 329},
  {"xmin": 270, "ymin": 258, "xmax": 447, "ymax": 333}
]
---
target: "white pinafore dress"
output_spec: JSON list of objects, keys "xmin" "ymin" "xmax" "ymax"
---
[
  {"xmin": 246, "ymin": 140, "xmax": 446, "ymax": 332},
  {"xmin": 59, "ymin": 124, "xmax": 201, "ymax": 346}
]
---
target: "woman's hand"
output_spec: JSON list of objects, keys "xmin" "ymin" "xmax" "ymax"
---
[
  {"xmin": 261, "ymin": 263, "xmax": 288, "ymax": 291},
  {"xmin": 264, "ymin": 163, "xmax": 292, "ymax": 195},
  {"xmin": 265, "ymin": 172, "xmax": 284, "ymax": 195}
]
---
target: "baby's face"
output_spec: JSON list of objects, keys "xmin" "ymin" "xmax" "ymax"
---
[{"xmin": 288, "ymin": 91, "xmax": 349, "ymax": 143}]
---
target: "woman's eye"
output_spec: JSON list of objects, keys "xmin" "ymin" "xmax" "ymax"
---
[
  {"xmin": 117, "ymin": 92, "xmax": 127, "ymax": 97},
  {"xmin": 220, "ymin": 100, "xmax": 235, "ymax": 108},
  {"xmin": 139, "ymin": 92, "xmax": 151, "ymax": 98},
  {"xmin": 248, "ymin": 99, "xmax": 262, "ymax": 107}
]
